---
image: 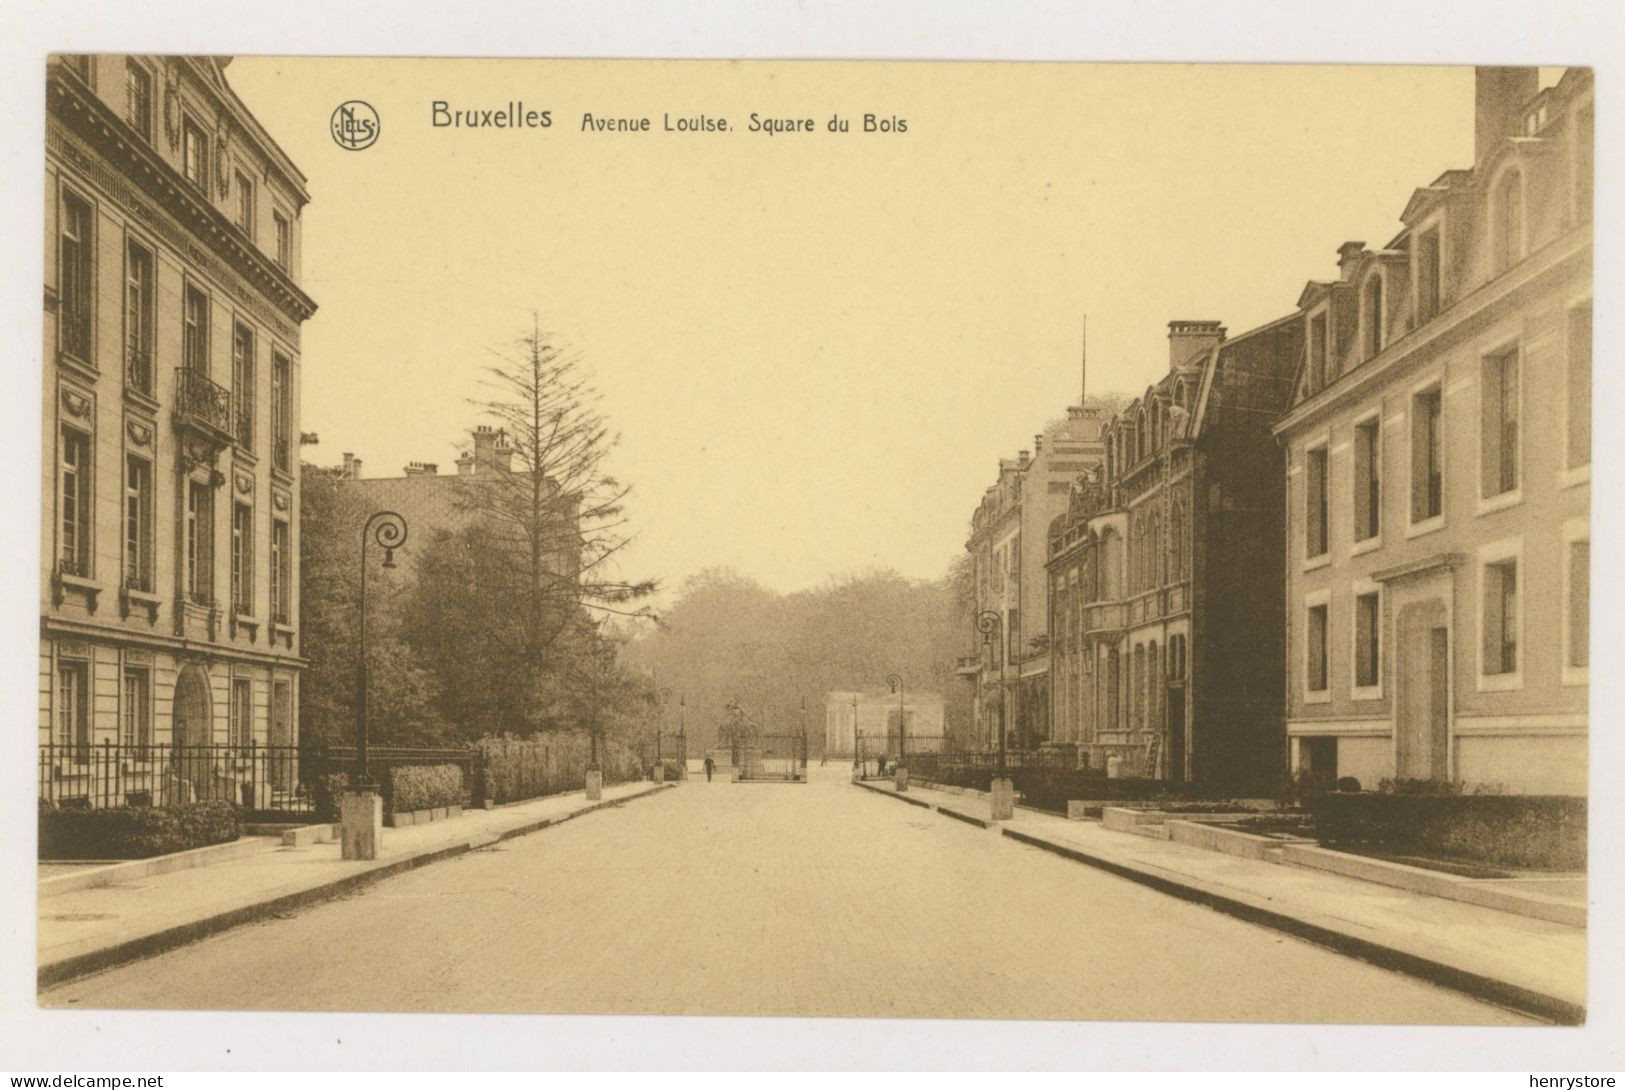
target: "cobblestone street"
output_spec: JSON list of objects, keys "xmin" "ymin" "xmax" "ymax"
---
[{"xmin": 43, "ymin": 769, "xmax": 1528, "ymax": 1022}]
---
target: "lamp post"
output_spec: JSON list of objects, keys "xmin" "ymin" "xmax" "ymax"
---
[
  {"xmin": 977, "ymin": 609, "xmax": 1014, "ymax": 820},
  {"xmin": 887, "ymin": 672, "xmax": 907, "ymax": 791},
  {"xmin": 800, "ymin": 696, "xmax": 808, "ymax": 780},
  {"xmin": 346, "ymin": 510, "xmax": 406, "ymax": 860},
  {"xmin": 850, "ymin": 691, "xmax": 860, "ymax": 773}
]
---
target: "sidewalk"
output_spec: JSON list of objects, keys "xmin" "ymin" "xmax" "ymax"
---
[
  {"xmin": 854, "ymin": 778, "xmax": 1586, "ymax": 1024},
  {"xmin": 38, "ymin": 780, "xmax": 675, "ymax": 989}
]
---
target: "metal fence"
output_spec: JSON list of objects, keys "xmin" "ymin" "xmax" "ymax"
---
[
  {"xmin": 854, "ymin": 732, "xmax": 951, "ymax": 780},
  {"xmin": 656, "ymin": 729, "xmax": 688, "ymax": 776},
  {"xmin": 732, "ymin": 733, "xmax": 807, "ymax": 781},
  {"xmin": 39, "ymin": 740, "xmax": 314, "ymax": 814}
]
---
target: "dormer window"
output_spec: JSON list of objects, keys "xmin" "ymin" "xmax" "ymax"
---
[
  {"xmin": 1493, "ymin": 168, "xmax": 1524, "ymax": 274},
  {"xmin": 1364, "ymin": 274, "xmax": 1384, "ymax": 359},
  {"xmin": 1415, "ymin": 227, "xmax": 1442, "ymax": 323},
  {"xmin": 1308, "ymin": 310, "xmax": 1328, "ymax": 393}
]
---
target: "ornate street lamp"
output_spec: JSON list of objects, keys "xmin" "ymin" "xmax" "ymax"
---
[
  {"xmin": 887, "ymin": 672, "xmax": 906, "ymax": 791},
  {"xmin": 356, "ymin": 510, "xmax": 407, "ymax": 788},
  {"xmin": 976, "ymin": 609, "xmax": 1009, "ymax": 777},
  {"xmin": 850, "ymin": 691, "xmax": 860, "ymax": 772}
]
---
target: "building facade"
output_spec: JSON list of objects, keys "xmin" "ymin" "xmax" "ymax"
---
[
  {"xmin": 42, "ymin": 55, "xmax": 316, "ymax": 805},
  {"xmin": 1274, "ymin": 68, "xmax": 1591, "ymax": 795},
  {"xmin": 824, "ymin": 690, "xmax": 947, "ymax": 757},
  {"xmin": 1047, "ymin": 317, "xmax": 1301, "ymax": 787},
  {"xmin": 962, "ymin": 407, "xmax": 1106, "ymax": 750}
]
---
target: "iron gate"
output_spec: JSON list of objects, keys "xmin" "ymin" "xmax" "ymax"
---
[
  {"xmin": 855, "ymin": 732, "xmax": 950, "ymax": 781},
  {"xmin": 656, "ymin": 729, "xmax": 688, "ymax": 778},
  {"xmin": 732, "ymin": 733, "xmax": 807, "ymax": 781}
]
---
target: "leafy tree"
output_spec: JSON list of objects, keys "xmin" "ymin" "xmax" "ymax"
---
[{"xmin": 298, "ymin": 465, "xmax": 449, "ymax": 747}]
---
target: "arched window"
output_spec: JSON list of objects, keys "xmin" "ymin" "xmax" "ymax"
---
[
  {"xmin": 1365, "ymin": 274, "xmax": 1384, "ymax": 358},
  {"xmin": 1148, "ymin": 513, "xmax": 1161, "ymax": 588},
  {"xmin": 1495, "ymin": 168, "xmax": 1524, "ymax": 273},
  {"xmin": 1148, "ymin": 639, "xmax": 1161, "ymax": 734},
  {"xmin": 1137, "ymin": 409, "xmax": 1148, "ymax": 460}
]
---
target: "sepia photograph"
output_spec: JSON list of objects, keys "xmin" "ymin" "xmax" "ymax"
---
[{"xmin": 4, "ymin": 0, "xmax": 1621, "ymax": 1077}]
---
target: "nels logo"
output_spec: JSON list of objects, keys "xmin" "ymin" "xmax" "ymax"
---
[{"xmin": 331, "ymin": 100, "xmax": 380, "ymax": 151}]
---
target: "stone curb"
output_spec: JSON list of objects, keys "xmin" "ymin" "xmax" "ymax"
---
[
  {"xmin": 852, "ymin": 780, "xmax": 1584, "ymax": 1025},
  {"xmin": 37, "ymin": 782, "xmax": 675, "ymax": 991},
  {"xmin": 998, "ymin": 826, "xmax": 1584, "ymax": 1027},
  {"xmin": 39, "ymin": 835, "xmax": 282, "ymax": 898},
  {"xmin": 853, "ymin": 779, "xmax": 989, "ymax": 826}
]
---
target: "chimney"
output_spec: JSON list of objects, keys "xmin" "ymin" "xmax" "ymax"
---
[
  {"xmin": 1337, "ymin": 241, "xmax": 1367, "ymax": 280},
  {"xmin": 1167, "ymin": 320, "xmax": 1226, "ymax": 372},
  {"xmin": 455, "ymin": 452, "xmax": 475, "ymax": 476},
  {"xmin": 1017, "ymin": 449, "xmax": 1031, "ymax": 470},
  {"xmin": 340, "ymin": 452, "xmax": 363, "ymax": 480},
  {"xmin": 1034, "ymin": 434, "xmax": 1044, "ymax": 456},
  {"xmin": 473, "ymin": 426, "xmax": 514, "ymax": 474},
  {"xmin": 403, "ymin": 461, "xmax": 439, "ymax": 477},
  {"xmin": 1475, "ymin": 66, "xmax": 1539, "ymax": 168}
]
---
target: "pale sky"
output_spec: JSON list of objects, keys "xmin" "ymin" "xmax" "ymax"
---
[{"xmin": 225, "ymin": 59, "xmax": 1499, "ymax": 601}]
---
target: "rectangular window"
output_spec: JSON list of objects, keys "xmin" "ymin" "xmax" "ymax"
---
[
  {"xmin": 235, "ymin": 170, "xmax": 255, "ymax": 238},
  {"xmin": 122, "ymin": 667, "xmax": 151, "ymax": 752},
  {"xmin": 124, "ymin": 60, "xmax": 152, "ymax": 139},
  {"xmin": 1355, "ymin": 592, "xmax": 1380, "ymax": 689},
  {"xmin": 60, "ymin": 428, "xmax": 91, "ymax": 576},
  {"xmin": 58, "ymin": 661, "xmax": 90, "ymax": 760},
  {"xmin": 62, "ymin": 55, "xmax": 93, "ymax": 84},
  {"xmin": 274, "ymin": 211, "xmax": 292, "ymax": 270},
  {"xmin": 1307, "ymin": 604, "xmax": 1329, "ymax": 693},
  {"xmin": 1481, "ymin": 346, "xmax": 1520, "ymax": 498},
  {"xmin": 58, "ymin": 189, "xmax": 93, "ymax": 361},
  {"xmin": 1569, "ymin": 540, "xmax": 1589, "ymax": 669},
  {"xmin": 183, "ymin": 286, "xmax": 209, "ymax": 373},
  {"xmin": 1308, "ymin": 312, "xmax": 1327, "ymax": 393},
  {"xmin": 186, "ymin": 480, "xmax": 213, "ymax": 604},
  {"xmin": 1353, "ymin": 418, "xmax": 1380, "ymax": 541},
  {"xmin": 232, "ymin": 323, "xmax": 255, "ymax": 448},
  {"xmin": 1483, "ymin": 559, "xmax": 1519, "ymax": 676},
  {"xmin": 1416, "ymin": 228, "xmax": 1442, "ymax": 322},
  {"xmin": 270, "ymin": 518, "xmax": 291, "ymax": 624},
  {"xmin": 230, "ymin": 678, "xmax": 253, "ymax": 749},
  {"xmin": 1007, "ymin": 608, "xmax": 1021, "ymax": 663},
  {"xmin": 125, "ymin": 455, "xmax": 152, "ymax": 591},
  {"xmin": 231, "ymin": 502, "xmax": 253, "ymax": 616},
  {"xmin": 182, "ymin": 117, "xmax": 208, "ymax": 190},
  {"xmin": 1568, "ymin": 302, "xmax": 1592, "ymax": 470},
  {"xmin": 125, "ymin": 240, "xmax": 153, "ymax": 394},
  {"xmin": 271, "ymin": 352, "xmax": 291, "ymax": 472},
  {"xmin": 1306, "ymin": 446, "xmax": 1328, "ymax": 558},
  {"xmin": 1411, "ymin": 386, "xmax": 1443, "ymax": 523}
]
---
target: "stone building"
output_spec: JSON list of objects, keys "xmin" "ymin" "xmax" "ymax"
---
[
  {"xmin": 42, "ymin": 55, "xmax": 316, "ymax": 805},
  {"xmin": 1274, "ymin": 68, "xmax": 1592, "ymax": 795},
  {"xmin": 961, "ymin": 408, "xmax": 1106, "ymax": 750},
  {"xmin": 824, "ymin": 690, "xmax": 947, "ymax": 757},
  {"xmin": 1046, "ymin": 317, "xmax": 1302, "ymax": 787},
  {"xmin": 331, "ymin": 425, "xmax": 580, "ymax": 587}
]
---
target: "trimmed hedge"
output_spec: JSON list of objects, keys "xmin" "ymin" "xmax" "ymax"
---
[
  {"xmin": 389, "ymin": 763, "xmax": 464, "ymax": 813},
  {"xmin": 39, "ymin": 799, "xmax": 239, "ymax": 860},
  {"xmin": 475, "ymin": 733, "xmax": 644, "ymax": 805},
  {"xmin": 1308, "ymin": 792, "xmax": 1586, "ymax": 871},
  {"xmin": 313, "ymin": 772, "xmax": 351, "ymax": 823}
]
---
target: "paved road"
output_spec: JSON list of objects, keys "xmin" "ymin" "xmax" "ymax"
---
[{"xmin": 43, "ymin": 767, "xmax": 1527, "ymax": 1022}]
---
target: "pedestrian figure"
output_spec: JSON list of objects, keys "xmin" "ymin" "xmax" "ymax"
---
[{"xmin": 703, "ymin": 753, "xmax": 715, "ymax": 782}]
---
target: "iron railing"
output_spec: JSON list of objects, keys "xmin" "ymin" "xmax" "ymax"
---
[
  {"xmin": 855, "ymin": 732, "xmax": 951, "ymax": 781},
  {"xmin": 126, "ymin": 344, "xmax": 153, "ymax": 396},
  {"xmin": 731, "ymin": 733, "xmax": 808, "ymax": 781},
  {"xmin": 59, "ymin": 310, "xmax": 92, "ymax": 361},
  {"xmin": 174, "ymin": 367, "xmax": 233, "ymax": 439},
  {"xmin": 39, "ymin": 740, "xmax": 313, "ymax": 814}
]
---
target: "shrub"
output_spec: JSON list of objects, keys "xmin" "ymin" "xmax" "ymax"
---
[
  {"xmin": 313, "ymin": 772, "xmax": 351, "ymax": 823},
  {"xmin": 39, "ymin": 800, "xmax": 239, "ymax": 860},
  {"xmin": 475, "ymin": 732, "xmax": 644, "ymax": 804},
  {"xmin": 388, "ymin": 764, "xmax": 464, "ymax": 814},
  {"xmin": 1334, "ymin": 776, "xmax": 1362, "ymax": 793},
  {"xmin": 1308, "ymin": 792, "xmax": 1585, "ymax": 871}
]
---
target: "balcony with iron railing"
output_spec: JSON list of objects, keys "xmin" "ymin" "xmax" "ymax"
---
[{"xmin": 174, "ymin": 368, "xmax": 234, "ymax": 445}]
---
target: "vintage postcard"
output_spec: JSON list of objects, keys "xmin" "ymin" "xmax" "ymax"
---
[{"xmin": 31, "ymin": 52, "xmax": 1592, "ymax": 1038}]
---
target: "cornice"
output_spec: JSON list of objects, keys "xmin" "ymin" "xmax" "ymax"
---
[{"xmin": 47, "ymin": 69, "xmax": 317, "ymax": 329}]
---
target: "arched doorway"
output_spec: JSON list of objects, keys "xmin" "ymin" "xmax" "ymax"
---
[{"xmin": 172, "ymin": 663, "xmax": 215, "ymax": 801}]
